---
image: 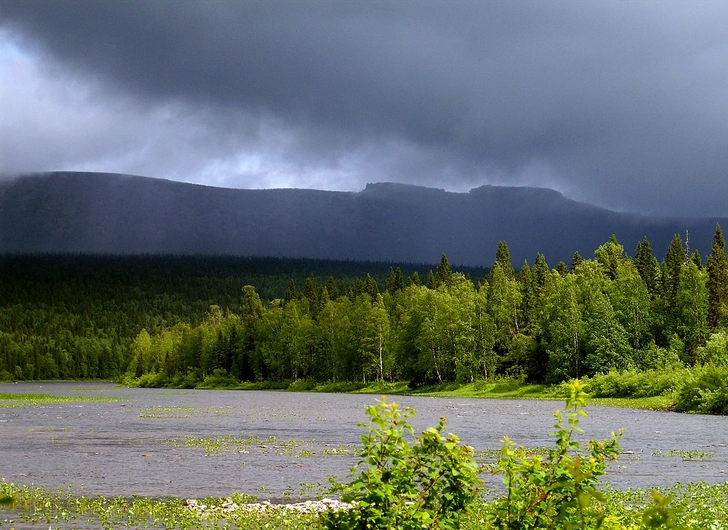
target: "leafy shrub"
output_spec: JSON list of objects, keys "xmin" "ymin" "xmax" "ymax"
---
[
  {"xmin": 324, "ymin": 396, "xmax": 481, "ymax": 529},
  {"xmin": 584, "ymin": 368, "xmax": 685, "ymax": 398},
  {"xmin": 488, "ymin": 380, "xmax": 622, "ymax": 529},
  {"xmin": 313, "ymin": 382, "xmax": 368, "ymax": 393},
  {"xmin": 675, "ymin": 364, "xmax": 728, "ymax": 414},
  {"xmin": 136, "ymin": 371, "xmax": 169, "ymax": 388},
  {"xmin": 287, "ymin": 379, "xmax": 317, "ymax": 392},
  {"xmin": 197, "ymin": 369, "xmax": 239, "ymax": 388}
]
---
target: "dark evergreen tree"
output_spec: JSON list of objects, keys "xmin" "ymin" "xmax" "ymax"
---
[
  {"xmin": 326, "ymin": 276, "xmax": 339, "ymax": 299},
  {"xmin": 556, "ymin": 261, "xmax": 568, "ymax": 277},
  {"xmin": 691, "ymin": 250, "xmax": 703, "ymax": 269},
  {"xmin": 385, "ymin": 267, "xmax": 405, "ymax": 293},
  {"xmin": 707, "ymin": 224, "xmax": 728, "ymax": 330},
  {"xmin": 284, "ymin": 279, "xmax": 297, "ymax": 303},
  {"xmin": 494, "ymin": 241, "xmax": 515, "ymax": 279},
  {"xmin": 533, "ymin": 253, "xmax": 549, "ymax": 293},
  {"xmin": 570, "ymin": 251, "xmax": 583, "ymax": 272},
  {"xmin": 407, "ymin": 271, "xmax": 421, "ymax": 287},
  {"xmin": 303, "ymin": 274, "xmax": 318, "ymax": 302},
  {"xmin": 426, "ymin": 270, "xmax": 437, "ymax": 290},
  {"xmin": 663, "ymin": 233, "xmax": 686, "ymax": 315},
  {"xmin": 435, "ymin": 253, "xmax": 453, "ymax": 287},
  {"xmin": 365, "ymin": 274, "xmax": 380, "ymax": 299},
  {"xmin": 302, "ymin": 274, "xmax": 320, "ymax": 316},
  {"xmin": 635, "ymin": 237, "xmax": 661, "ymax": 297}
]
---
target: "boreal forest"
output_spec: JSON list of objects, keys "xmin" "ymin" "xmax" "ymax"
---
[{"xmin": 2, "ymin": 227, "xmax": 728, "ymax": 405}]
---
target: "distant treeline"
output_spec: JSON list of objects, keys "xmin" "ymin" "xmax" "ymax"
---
[
  {"xmin": 1, "ymin": 225, "xmax": 720, "ymax": 389},
  {"xmin": 0, "ymin": 253, "xmax": 486, "ymax": 380},
  {"xmin": 118, "ymin": 227, "xmax": 728, "ymax": 388}
]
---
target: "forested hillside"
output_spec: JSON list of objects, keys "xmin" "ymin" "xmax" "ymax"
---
[
  {"xmin": 3, "ymin": 227, "xmax": 728, "ymax": 395},
  {"xmin": 117, "ymin": 229, "xmax": 728, "ymax": 390},
  {"xmin": 0, "ymin": 254, "xmax": 485, "ymax": 380},
  {"xmin": 4, "ymin": 227, "xmax": 725, "ymax": 395}
]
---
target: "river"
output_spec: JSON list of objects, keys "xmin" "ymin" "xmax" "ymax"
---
[{"xmin": 1, "ymin": 382, "xmax": 727, "ymax": 501}]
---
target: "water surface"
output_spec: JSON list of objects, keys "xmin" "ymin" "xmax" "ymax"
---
[{"xmin": 1, "ymin": 382, "xmax": 727, "ymax": 500}]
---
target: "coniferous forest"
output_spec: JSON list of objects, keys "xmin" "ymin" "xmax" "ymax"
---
[{"xmin": 2, "ymin": 228, "xmax": 728, "ymax": 412}]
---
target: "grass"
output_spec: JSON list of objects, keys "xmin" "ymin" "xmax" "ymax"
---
[
  {"xmin": 0, "ymin": 393, "xmax": 126, "ymax": 408},
  {"xmin": 167, "ymin": 377, "xmax": 680, "ymax": 412},
  {"xmin": 3, "ymin": 481, "xmax": 728, "ymax": 529}
]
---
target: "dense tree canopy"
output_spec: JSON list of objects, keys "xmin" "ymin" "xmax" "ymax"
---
[{"xmin": 2, "ymin": 229, "xmax": 728, "ymax": 387}]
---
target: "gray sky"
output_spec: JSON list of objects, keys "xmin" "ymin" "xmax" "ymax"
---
[{"xmin": 1, "ymin": 1, "xmax": 727, "ymax": 216}]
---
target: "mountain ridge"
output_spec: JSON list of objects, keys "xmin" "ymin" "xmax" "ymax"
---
[{"xmin": 0, "ymin": 171, "xmax": 723, "ymax": 266}]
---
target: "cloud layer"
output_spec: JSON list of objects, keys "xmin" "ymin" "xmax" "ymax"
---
[{"xmin": 2, "ymin": 1, "xmax": 727, "ymax": 215}]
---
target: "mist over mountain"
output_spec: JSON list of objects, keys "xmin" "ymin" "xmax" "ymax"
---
[{"xmin": 0, "ymin": 172, "xmax": 723, "ymax": 267}]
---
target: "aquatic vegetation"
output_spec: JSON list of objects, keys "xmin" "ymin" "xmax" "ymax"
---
[
  {"xmin": 651, "ymin": 449, "xmax": 715, "ymax": 461},
  {"xmin": 163, "ymin": 434, "xmax": 319, "ymax": 458},
  {"xmin": 139, "ymin": 406, "xmax": 195, "ymax": 419},
  {"xmin": 0, "ymin": 393, "xmax": 125, "ymax": 407}
]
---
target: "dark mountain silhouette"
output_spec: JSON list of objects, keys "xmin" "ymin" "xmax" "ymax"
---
[{"xmin": 0, "ymin": 172, "xmax": 724, "ymax": 266}]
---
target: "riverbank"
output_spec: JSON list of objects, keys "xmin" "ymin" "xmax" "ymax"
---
[
  {"xmin": 226, "ymin": 379, "xmax": 678, "ymax": 412},
  {"xmin": 3, "ymin": 480, "xmax": 728, "ymax": 529}
]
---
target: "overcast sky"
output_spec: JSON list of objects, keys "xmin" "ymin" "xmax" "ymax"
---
[{"xmin": 1, "ymin": 1, "xmax": 727, "ymax": 216}]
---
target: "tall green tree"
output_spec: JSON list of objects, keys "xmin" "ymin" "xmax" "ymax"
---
[
  {"xmin": 676, "ymin": 261, "xmax": 708, "ymax": 362},
  {"xmin": 594, "ymin": 234, "xmax": 624, "ymax": 280},
  {"xmin": 634, "ymin": 237, "xmax": 661, "ymax": 297},
  {"xmin": 486, "ymin": 264, "xmax": 522, "ymax": 366},
  {"xmin": 435, "ymin": 253, "xmax": 453, "ymax": 287},
  {"xmin": 663, "ymin": 233, "xmax": 686, "ymax": 316},
  {"xmin": 570, "ymin": 251, "xmax": 583, "ymax": 272},
  {"xmin": 494, "ymin": 241, "xmax": 515, "ymax": 279},
  {"xmin": 707, "ymin": 224, "xmax": 728, "ymax": 330},
  {"xmin": 385, "ymin": 267, "xmax": 405, "ymax": 294},
  {"xmin": 543, "ymin": 272, "xmax": 582, "ymax": 383}
]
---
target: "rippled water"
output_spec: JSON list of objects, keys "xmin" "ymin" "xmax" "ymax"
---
[{"xmin": 1, "ymin": 382, "xmax": 727, "ymax": 502}]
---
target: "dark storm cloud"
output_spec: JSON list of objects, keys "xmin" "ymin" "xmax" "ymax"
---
[{"xmin": 1, "ymin": 1, "xmax": 727, "ymax": 215}]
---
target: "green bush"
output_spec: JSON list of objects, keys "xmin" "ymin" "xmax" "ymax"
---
[
  {"xmin": 288, "ymin": 379, "xmax": 317, "ymax": 392},
  {"xmin": 675, "ymin": 365, "xmax": 728, "ymax": 414},
  {"xmin": 197, "ymin": 369, "xmax": 238, "ymax": 388},
  {"xmin": 584, "ymin": 368, "xmax": 685, "ymax": 398},
  {"xmin": 488, "ymin": 380, "xmax": 622, "ymax": 529},
  {"xmin": 324, "ymin": 397, "xmax": 481, "ymax": 529}
]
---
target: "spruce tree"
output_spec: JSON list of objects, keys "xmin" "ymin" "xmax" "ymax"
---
[
  {"xmin": 663, "ymin": 233, "xmax": 686, "ymax": 316},
  {"xmin": 556, "ymin": 261, "xmax": 568, "ymax": 277},
  {"xmin": 303, "ymin": 274, "xmax": 318, "ymax": 304},
  {"xmin": 365, "ymin": 273, "xmax": 380, "ymax": 299},
  {"xmin": 495, "ymin": 241, "xmax": 515, "ymax": 279},
  {"xmin": 426, "ymin": 270, "xmax": 437, "ymax": 289},
  {"xmin": 707, "ymin": 224, "xmax": 728, "ymax": 330},
  {"xmin": 570, "ymin": 251, "xmax": 583, "ymax": 272},
  {"xmin": 386, "ymin": 267, "xmax": 404, "ymax": 293},
  {"xmin": 691, "ymin": 250, "xmax": 703, "ymax": 269},
  {"xmin": 386, "ymin": 267, "xmax": 397, "ymax": 293},
  {"xmin": 326, "ymin": 276, "xmax": 339, "ymax": 299},
  {"xmin": 635, "ymin": 237, "xmax": 660, "ymax": 296},
  {"xmin": 284, "ymin": 279, "xmax": 297, "ymax": 303},
  {"xmin": 533, "ymin": 253, "xmax": 549, "ymax": 293},
  {"xmin": 435, "ymin": 253, "xmax": 453, "ymax": 287}
]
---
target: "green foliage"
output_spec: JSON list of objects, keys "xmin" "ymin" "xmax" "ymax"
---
[
  {"xmin": 324, "ymin": 396, "xmax": 481, "ymax": 530},
  {"xmin": 707, "ymin": 224, "xmax": 728, "ymax": 330},
  {"xmin": 583, "ymin": 368, "xmax": 685, "ymax": 399},
  {"xmin": 674, "ymin": 364, "xmax": 728, "ymax": 414},
  {"xmin": 488, "ymin": 380, "xmax": 622, "ymax": 529},
  {"xmin": 6, "ymin": 232, "xmax": 728, "ymax": 405}
]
